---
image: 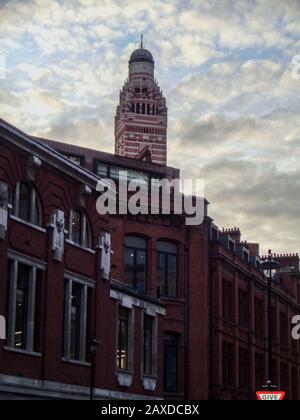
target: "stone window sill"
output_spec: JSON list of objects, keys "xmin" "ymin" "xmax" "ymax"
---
[
  {"xmin": 4, "ymin": 346, "xmax": 42, "ymax": 358},
  {"xmin": 142, "ymin": 375, "xmax": 157, "ymax": 391},
  {"xmin": 66, "ymin": 239, "xmax": 95, "ymax": 254},
  {"xmin": 117, "ymin": 370, "xmax": 133, "ymax": 388},
  {"xmin": 10, "ymin": 216, "xmax": 46, "ymax": 233},
  {"xmin": 61, "ymin": 357, "xmax": 91, "ymax": 367}
]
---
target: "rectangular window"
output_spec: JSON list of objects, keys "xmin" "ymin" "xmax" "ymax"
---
[
  {"xmin": 125, "ymin": 237, "xmax": 147, "ymax": 292},
  {"xmin": 70, "ymin": 282, "xmax": 82, "ymax": 360},
  {"xmin": 239, "ymin": 348, "xmax": 249, "ymax": 391},
  {"xmin": 157, "ymin": 242, "xmax": 178, "ymax": 298},
  {"xmin": 67, "ymin": 155, "xmax": 83, "ymax": 166},
  {"xmin": 238, "ymin": 289, "xmax": 249, "ymax": 329},
  {"xmin": 144, "ymin": 315, "xmax": 154, "ymax": 376},
  {"xmin": 222, "ymin": 341, "xmax": 235, "ymax": 387},
  {"xmin": 95, "ymin": 161, "xmax": 109, "ymax": 178},
  {"xmin": 15, "ymin": 264, "xmax": 30, "ymax": 349},
  {"xmin": 223, "ymin": 280, "xmax": 235, "ymax": 323},
  {"xmin": 7, "ymin": 259, "xmax": 41, "ymax": 353},
  {"xmin": 164, "ymin": 334, "xmax": 178, "ymax": 393},
  {"xmin": 63, "ymin": 277, "xmax": 91, "ymax": 362},
  {"xmin": 117, "ymin": 307, "xmax": 130, "ymax": 371},
  {"xmin": 95, "ymin": 161, "xmax": 151, "ymax": 184}
]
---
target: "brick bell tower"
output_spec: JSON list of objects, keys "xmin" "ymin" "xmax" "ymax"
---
[{"xmin": 115, "ymin": 37, "xmax": 168, "ymax": 165}]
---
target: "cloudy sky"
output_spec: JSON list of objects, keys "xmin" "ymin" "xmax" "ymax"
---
[{"xmin": 0, "ymin": 0, "xmax": 300, "ymax": 254}]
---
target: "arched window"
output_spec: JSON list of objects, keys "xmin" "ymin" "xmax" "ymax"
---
[
  {"xmin": 69, "ymin": 209, "xmax": 92, "ymax": 249},
  {"xmin": 157, "ymin": 241, "xmax": 178, "ymax": 298},
  {"xmin": 131, "ymin": 103, "xmax": 135, "ymax": 113},
  {"xmin": 142, "ymin": 103, "xmax": 146, "ymax": 115},
  {"xmin": 152, "ymin": 105, "xmax": 155, "ymax": 115},
  {"xmin": 136, "ymin": 103, "xmax": 140, "ymax": 114},
  {"xmin": 147, "ymin": 104, "xmax": 151, "ymax": 115},
  {"xmin": 14, "ymin": 181, "xmax": 42, "ymax": 227},
  {"xmin": 125, "ymin": 236, "xmax": 147, "ymax": 292}
]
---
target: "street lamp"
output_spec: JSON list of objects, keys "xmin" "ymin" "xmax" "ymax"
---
[
  {"xmin": 260, "ymin": 250, "xmax": 280, "ymax": 389},
  {"xmin": 89, "ymin": 336, "xmax": 99, "ymax": 401}
]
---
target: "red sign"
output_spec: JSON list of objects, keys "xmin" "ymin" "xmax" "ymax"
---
[{"xmin": 256, "ymin": 391, "xmax": 286, "ymax": 401}]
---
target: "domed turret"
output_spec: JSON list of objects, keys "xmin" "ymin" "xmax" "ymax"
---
[
  {"xmin": 129, "ymin": 48, "xmax": 154, "ymax": 65},
  {"xmin": 115, "ymin": 36, "xmax": 168, "ymax": 166},
  {"xmin": 129, "ymin": 36, "xmax": 155, "ymax": 79}
]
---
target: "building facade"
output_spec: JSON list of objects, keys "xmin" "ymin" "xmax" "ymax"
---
[
  {"xmin": 209, "ymin": 226, "xmax": 300, "ymax": 400},
  {"xmin": 0, "ymin": 45, "xmax": 299, "ymax": 400},
  {"xmin": 0, "ymin": 117, "xmax": 209, "ymax": 400}
]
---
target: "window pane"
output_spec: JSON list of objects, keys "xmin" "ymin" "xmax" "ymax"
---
[
  {"xmin": 70, "ymin": 283, "xmax": 82, "ymax": 360},
  {"xmin": 125, "ymin": 237, "xmax": 148, "ymax": 292},
  {"xmin": 157, "ymin": 253, "xmax": 166, "ymax": 296},
  {"xmin": 18, "ymin": 183, "xmax": 31, "ymax": 222},
  {"xmin": 117, "ymin": 308, "xmax": 129, "ymax": 370},
  {"xmin": 15, "ymin": 264, "xmax": 30, "ymax": 349},
  {"xmin": 136, "ymin": 250, "xmax": 146, "ymax": 292},
  {"xmin": 68, "ymin": 155, "xmax": 82, "ymax": 165},
  {"xmin": 125, "ymin": 236, "xmax": 147, "ymax": 249},
  {"xmin": 157, "ymin": 249, "xmax": 177, "ymax": 298},
  {"xmin": 144, "ymin": 316, "xmax": 153, "ymax": 375},
  {"xmin": 71, "ymin": 210, "xmax": 82, "ymax": 245},
  {"xmin": 83, "ymin": 218, "xmax": 92, "ymax": 249},
  {"xmin": 157, "ymin": 241, "xmax": 177, "ymax": 254},
  {"xmin": 125, "ymin": 248, "xmax": 135, "ymax": 287},
  {"xmin": 164, "ymin": 334, "xmax": 178, "ymax": 392},
  {"xmin": 167, "ymin": 255, "xmax": 177, "ymax": 297},
  {"xmin": 96, "ymin": 162, "xmax": 109, "ymax": 178},
  {"xmin": 110, "ymin": 166, "xmax": 120, "ymax": 180},
  {"xmin": 32, "ymin": 194, "xmax": 42, "ymax": 227}
]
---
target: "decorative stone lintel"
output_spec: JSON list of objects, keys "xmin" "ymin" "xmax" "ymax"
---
[{"xmin": 110, "ymin": 289, "xmax": 166, "ymax": 317}]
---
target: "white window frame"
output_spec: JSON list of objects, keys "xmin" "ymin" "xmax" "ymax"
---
[
  {"xmin": 63, "ymin": 274, "xmax": 94, "ymax": 364},
  {"xmin": 13, "ymin": 181, "xmax": 42, "ymax": 227},
  {"xmin": 141, "ymin": 312, "xmax": 158, "ymax": 379},
  {"xmin": 6, "ymin": 257, "xmax": 44, "ymax": 355},
  {"xmin": 68, "ymin": 209, "xmax": 92, "ymax": 250},
  {"xmin": 116, "ymin": 304, "xmax": 134, "ymax": 373}
]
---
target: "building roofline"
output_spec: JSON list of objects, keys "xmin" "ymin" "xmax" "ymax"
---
[
  {"xmin": 35, "ymin": 137, "xmax": 179, "ymax": 178},
  {"xmin": 0, "ymin": 117, "xmax": 111, "ymax": 191}
]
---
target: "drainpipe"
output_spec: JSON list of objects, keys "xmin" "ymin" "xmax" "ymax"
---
[
  {"xmin": 184, "ymin": 241, "xmax": 189, "ymax": 400},
  {"xmin": 209, "ymin": 264, "xmax": 216, "ymax": 400},
  {"xmin": 247, "ymin": 276, "xmax": 253, "ymax": 400}
]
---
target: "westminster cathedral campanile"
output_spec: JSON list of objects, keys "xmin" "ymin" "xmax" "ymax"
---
[{"xmin": 115, "ymin": 39, "xmax": 168, "ymax": 166}]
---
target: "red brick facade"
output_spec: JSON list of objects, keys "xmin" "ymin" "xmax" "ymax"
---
[
  {"xmin": 0, "ymin": 46, "xmax": 299, "ymax": 401},
  {"xmin": 0, "ymin": 118, "xmax": 210, "ymax": 400}
]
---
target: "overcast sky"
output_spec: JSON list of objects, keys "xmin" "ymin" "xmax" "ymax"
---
[{"xmin": 0, "ymin": 0, "xmax": 300, "ymax": 254}]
